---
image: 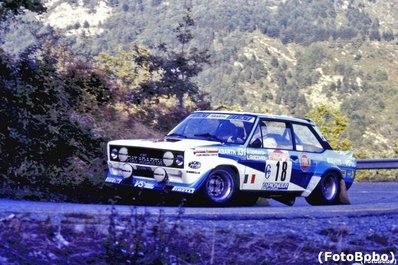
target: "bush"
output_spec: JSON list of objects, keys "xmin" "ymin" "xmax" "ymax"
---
[{"xmin": 0, "ymin": 47, "xmax": 112, "ymax": 201}]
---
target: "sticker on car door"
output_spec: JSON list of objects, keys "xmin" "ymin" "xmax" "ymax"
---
[{"xmin": 262, "ymin": 150, "xmax": 292, "ymax": 190}]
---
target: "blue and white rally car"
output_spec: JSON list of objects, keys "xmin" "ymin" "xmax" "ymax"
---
[{"xmin": 106, "ymin": 111, "xmax": 356, "ymax": 206}]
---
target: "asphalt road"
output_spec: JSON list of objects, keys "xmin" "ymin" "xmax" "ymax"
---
[
  {"xmin": 271, "ymin": 181, "xmax": 398, "ymax": 207},
  {"xmin": 0, "ymin": 182, "xmax": 397, "ymax": 220}
]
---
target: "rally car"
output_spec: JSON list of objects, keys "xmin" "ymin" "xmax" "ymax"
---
[{"xmin": 105, "ymin": 111, "xmax": 356, "ymax": 206}]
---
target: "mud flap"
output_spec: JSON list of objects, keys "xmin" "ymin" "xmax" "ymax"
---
[{"xmin": 339, "ymin": 179, "xmax": 351, "ymax": 205}]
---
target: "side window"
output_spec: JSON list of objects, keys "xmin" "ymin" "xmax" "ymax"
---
[
  {"xmin": 249, "ymin": 125, "xmax": 262, "ymax": 148},
  {"xmin": 293, "ymin": 124, "xmax": 324, "ymax": 152},
  {"xmin": 249, "ymin": 120, "xmax": 293, "ymax": 150}
]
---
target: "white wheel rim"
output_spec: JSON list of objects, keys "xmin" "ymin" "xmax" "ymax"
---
[{"xmin": 206, "ymin": 170, "xmax": 233, "ymax": 202}]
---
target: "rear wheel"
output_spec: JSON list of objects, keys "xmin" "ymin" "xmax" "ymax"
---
[
  {"xmin": 306, "ymin": 173, "xmax": 340, "ymax": 205},
  {"xmin": 202, "ymin": 166, "xmax": 238, "ymax": 206}
]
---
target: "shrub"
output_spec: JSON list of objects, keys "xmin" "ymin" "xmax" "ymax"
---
[{"xmin": 0, "ymin": 47, "xmax": 112, "ymax": 201}]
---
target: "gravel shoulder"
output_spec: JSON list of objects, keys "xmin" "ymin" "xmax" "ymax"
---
[{"xmin": 0, "ymin": 202, "xmax": 397, "ymax": 264}]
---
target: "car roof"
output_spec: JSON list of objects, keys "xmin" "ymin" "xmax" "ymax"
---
[{"xmin": 194, "ymin": 110, "xmax": 315, "ymax": 125}]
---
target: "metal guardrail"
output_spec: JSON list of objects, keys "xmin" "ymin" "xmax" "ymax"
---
[{"xmin": 356, "ymin": 158, "xmax": 398, "ymax": 170}]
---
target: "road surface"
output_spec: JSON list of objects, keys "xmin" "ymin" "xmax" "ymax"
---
[{"xmin": 0, "ymin": 182, "xmax": 397, "ymax": 220}]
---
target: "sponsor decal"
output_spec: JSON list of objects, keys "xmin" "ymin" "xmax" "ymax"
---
[
  {"xmin": 186, "ymin": 170, "xmax": 200, "ymax": 174},
  {"xmin": 262, "ymin": 160, "xmax": 292, "ymax": 190},
  {"xmin": 190, "ymin": 113, "xmax": 255, "ymax": 123},
  {"xmin": 172, "ymin": 187, "xmax": 195, "ymax": 194},
  {"xmin": 219, "ymin": 148, "xmax": 237, "ymax": 155},
  {"xmin": 226, "ymin": 114, "xmax": 255, "ymax": 123},
  {"xmin": 243, "ymin": 174, "xmax": 256, "ymax": 184},
  {"xmin": 188, "ymin": 161, "xmax": 201, "ymax": 169},
  {"xmin": 219, "ymin": 148, "xmax": 246, "ymax": 156},
  {"xmin": 265, "ymin": 164, "xmax": 272, "ymax": 179},
  {"xmin": 269, "ymin": 149, "xmax": 289, "ymax": 161},
  {"xmin": 194, "ymin": 149, "xmax": 219, "ymax": 156},
  {"xmin": 326, "ymin": 157, "xmax": 356, "ymax": 167},
  {"xmin": 262, "ymin": 182, "xmax": 289, "ymax": 190},
  {"xmin": 133, "ymin": 180, "xmax": 155, "ymax": 189},
  {"xmin": 247, "ymin": 155, "xmax": 267, "ymax": 161},
  {"xmin": 300, "ymin": 154, "xmax": 311, "ymax": 172},
  {"xmin": 208, "ymin": 113, "xmax": 230, "ymax": 119},
  {"xmin": 105, "ymin": 176, "xmax": 123, "ymax": 184},
  {"xmin": 247, "ymin": 149, "xmax": 267, "ymax": 161},
  {"xmin": 247, "ymin": 149, "xmax": 267, "ymax": 155}
]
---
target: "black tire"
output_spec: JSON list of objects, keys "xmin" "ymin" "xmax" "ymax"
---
[
  {"xmin": 202, "ymin": 166, "xmax": 239, "ymax": 206},
  {"xmin": 306, "ymin": 173, "xmax": 340, "ymax": 206}
]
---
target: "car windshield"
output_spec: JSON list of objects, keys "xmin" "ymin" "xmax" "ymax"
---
[{"xmin": 166, "ymin": 113, "xmax": 256, "ymax": 144}]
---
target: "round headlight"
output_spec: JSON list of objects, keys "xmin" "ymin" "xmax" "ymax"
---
[
  {"xmin": 120, "ymin": 164, "xmax": 133, "ymax": 179},
  {"xmin": 119, "ymin": 147, "xmax": 129, "ymax": 162},
  {"xmin": 175, "ymin": 154, "xmax": 184, "ymax": 167},
  {"xmin": 163, "ymin": 151, "xmax": 174, "ymax": 167},
  {"xmin": 154, "ymin": 167, "xmax": 167, "ymax": 182},
  {"xmin": 111, "ymin": 148, "xmax": 118, "ymax": 160}
]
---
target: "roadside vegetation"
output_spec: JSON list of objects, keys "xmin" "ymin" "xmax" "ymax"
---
[
  {"xmin": 0, "ymin": 205, "xmax": 396, "ymax": 264},
  {"xmin": 0, "ymin": 2, "xmax": 209, "ymax": 202}
]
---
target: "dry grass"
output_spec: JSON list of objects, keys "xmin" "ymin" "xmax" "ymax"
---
[{"xmin": 0, "ymin": 205, "xmax": 397, "ymax": 265}]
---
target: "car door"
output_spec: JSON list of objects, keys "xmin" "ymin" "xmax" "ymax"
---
[
  {"xmin": 242, "ymin": 119, "xmax": 299, "ymax": 192},
  {"xmin": 289, "ymin": 123, "xmax": 326, "ymax": 189}
]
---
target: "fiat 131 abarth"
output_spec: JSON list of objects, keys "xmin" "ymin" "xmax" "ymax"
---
[{"xmin": 105, "ymin": 111, "xmax": 356, "ymax": 206}]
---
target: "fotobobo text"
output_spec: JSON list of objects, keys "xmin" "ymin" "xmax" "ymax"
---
[{"xmin": 318, "ymin": 251, "xmax": 397, "ymax": 264}]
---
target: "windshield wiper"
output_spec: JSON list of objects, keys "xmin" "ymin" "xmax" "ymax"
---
[
  {"xmin": 194, "ymin": 133, "xmax": 224, "ymax": 143},
  {"xmin": 165, "ymin": 133, "xmax": 187, "ymax": 139}
]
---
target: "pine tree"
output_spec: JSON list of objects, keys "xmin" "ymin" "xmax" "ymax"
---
[
  {"xmin": 0, "ymin": 0, "xmax": 46, "ymax": 18},
  {"xmin": 135, "ymin": 6, "xmax": 210, "ymax": 108}
]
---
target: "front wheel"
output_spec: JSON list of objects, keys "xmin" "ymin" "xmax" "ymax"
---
[
  {"xmin": 306, "ymin": 173, "xmax": 340, "ymax": 206},
  {"xmin": 202, "ymin": 166, "xmax": 238, "ymax": 206}
]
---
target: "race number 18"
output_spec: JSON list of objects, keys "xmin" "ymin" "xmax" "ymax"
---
[
  {"xmin": 265, "ymin": 160, "xmax": 292, "ymax": 183},
  {"xmin": 275, "ymin": 161, "xmax": 288, "ymax": 181}
]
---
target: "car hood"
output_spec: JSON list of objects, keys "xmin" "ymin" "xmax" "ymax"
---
[{"xmin": 108, "ymin": 139, "xmax": 221, "ymax": 151}]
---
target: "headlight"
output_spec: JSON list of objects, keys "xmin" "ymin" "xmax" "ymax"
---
[
  {"xmin": 163, "ymin": 151, "xmax": 174, "ymax": 167},
  {"xmin": 175, "ymin": 154, "xmax": 184, "ymax": 167},
  {"xmin": 154, "ymin": 167, "xmax": 167, "ymax": 182},
  {"xmin": 119, "ymin": 147, "xmax": 129, "ymax": 162},
  {"xmin": 111, "ymin": 148, "xmax": 118, "ymax": 160},
  {"xmin": 120, "ymin": 164, "xmax": 133, "ymax": 178}
]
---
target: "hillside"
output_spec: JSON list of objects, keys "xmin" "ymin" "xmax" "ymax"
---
[{"xmin": 8, "ymin": 0, "xmax": 398, "ymax": 155}]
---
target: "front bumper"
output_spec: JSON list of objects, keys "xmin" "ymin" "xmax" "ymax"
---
[{"xmin": 105, "ymin": 161, "xmax": 199, "ymax": 194}]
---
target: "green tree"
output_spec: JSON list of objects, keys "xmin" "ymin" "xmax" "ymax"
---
[
  {"xmin": 97, "ymin": 47, "xmax": 151, "ymax": 91},
  {"xmin": 305, "ymin": 105, "xmax": 351, "ymax": 151},
  {"xmin": 0, "ymin": 42, "xmax": 112, "ymax": 199},
  {"xmin": 135, "ymin": 6, "xmax": 210, "ymax": 108},
  {"xmin": 0, "ymin": 0, "xmax": 45, "ymax": 18}
]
